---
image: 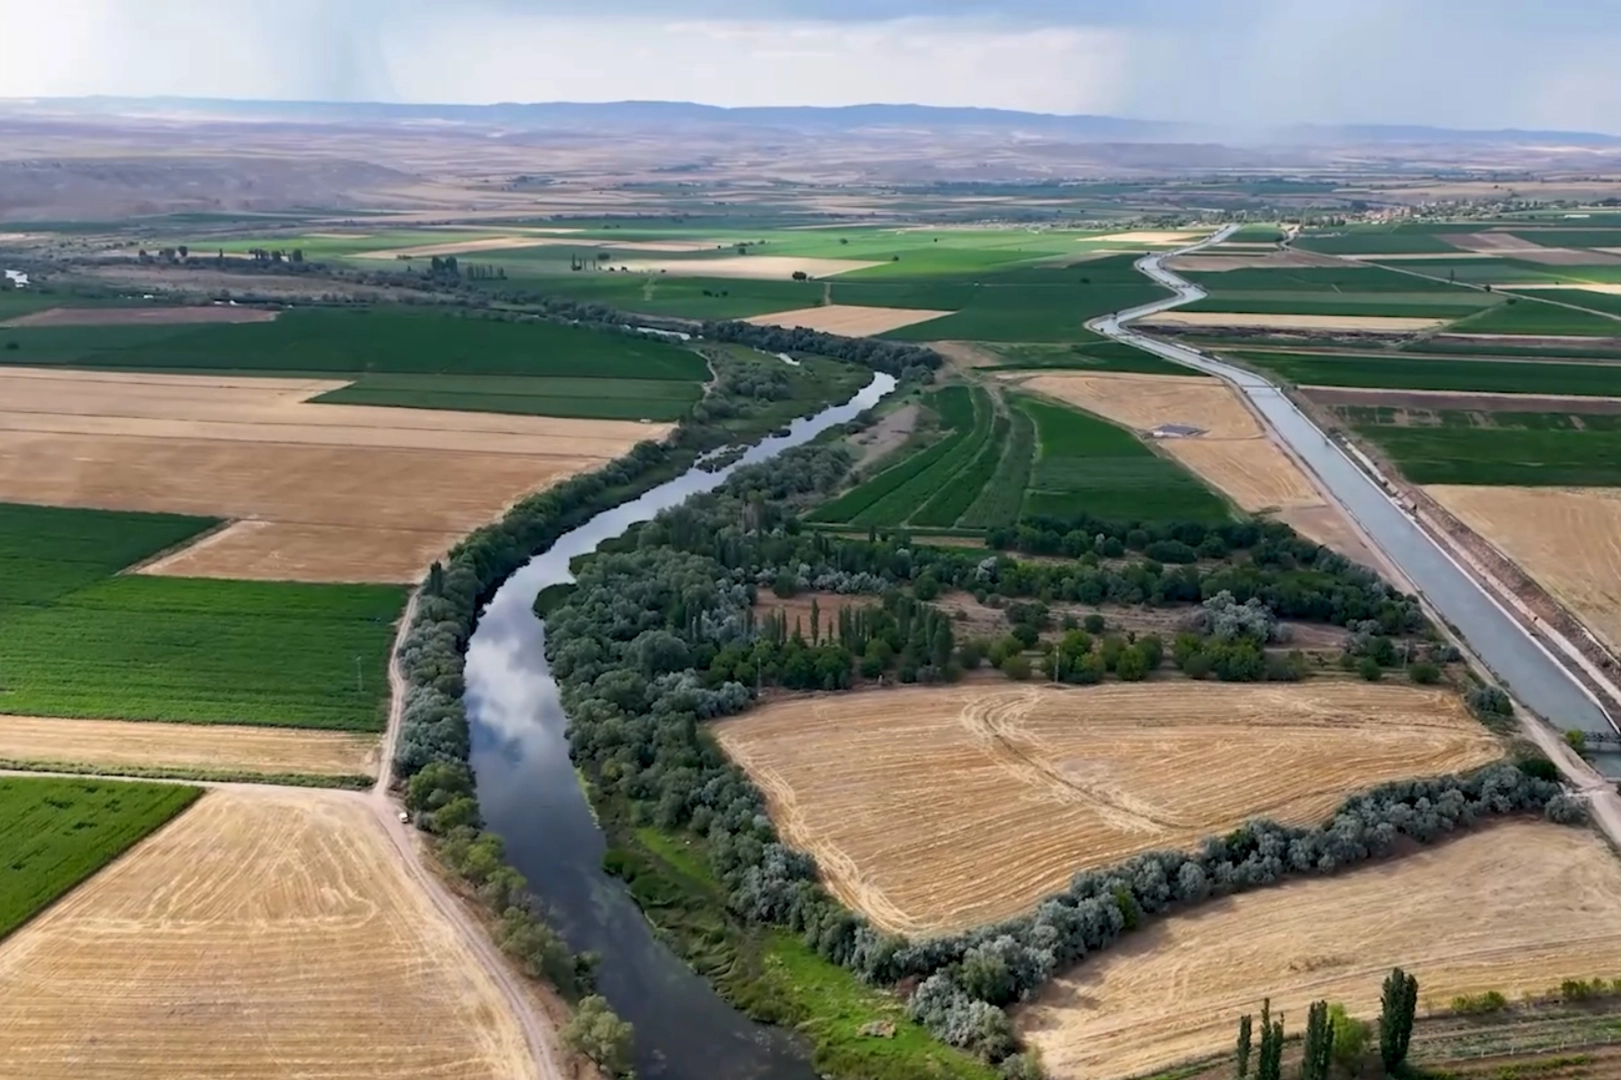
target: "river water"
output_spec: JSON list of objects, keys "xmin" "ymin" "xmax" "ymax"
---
[
  {"xmin": 464, "ymin": 373, "xmax": 894, "ymax": 1080},
  {"xmin": 1092, "ymin": 234, "xmax": 1620, "ymax": 762}
]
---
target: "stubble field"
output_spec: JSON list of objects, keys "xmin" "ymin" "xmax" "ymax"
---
[
  {"xmin": 0, "ymin": 787, "xmax": 541, "ymax": 1080},
  {"xmin": 713, "ymin": 683, "xmax": 1500, "ymax": 936},
  {"xmin": 1018, "ymin": 823, "xmax": 1621, "ymax": 1080},
  {"xmin": 0, "ymin": 716, "xmax": 378, "ymax": 779},
  {"xmin": 0, "ymin": 367, "xmax": 653, "ymax": 582},
  {"xmin": 1426, "ymin": 485, "xmax": 1621, "ymax": 654},
  {"xmin": 744, "ymin": 303, "xmax": 954, "ymax": 335}
]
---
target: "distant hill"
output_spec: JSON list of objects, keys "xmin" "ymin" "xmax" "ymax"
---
[{"xmin": 9, "ymin": 96, "xmax": 1621, "ymax": 147}]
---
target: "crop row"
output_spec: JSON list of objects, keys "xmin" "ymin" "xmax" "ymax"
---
[
  {"xmin": 958, "ymin": 403, "xmax": 1036, "ymax": 529},
  {"xmin": 1234, "ymin": 351, "xmax": 1621, "ymax": 397},
  {"xmin": 0, "ymin": 777, "xmax": 201, "ymax": 940},
  {"xmin": 807, "ymin": 386, "xmax": 976, "ymax": 524},
  {"xmin": 910, "ymin": 413, "xmax": 1009, "ymax": 527},
  {"xmin": 852, "ymin": 388, "xmax": 994, "ymax": 527},
  {"xmin": 1349, "ymin": 422, "xmax": 1621, "ymax": 487}
]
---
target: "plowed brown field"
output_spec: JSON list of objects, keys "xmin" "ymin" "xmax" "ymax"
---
[
  {"xmin": 0, "ymin": 716, "xmax": 376, "ymax": 778},
  {"xmin": 0, "ymin": 788, "xmax": 540, "ymax": 1080},
  {"xmin": 713, "ymin": 684, "xmax": 1499, "ymax": 935},
  {"xmin": 0, "ymin": 367, "xmax": 658, "ymax": 583},
  {"xmin": 1427, "ymin": 485, "xmax": 1621, "ymax": 654},
  {"xmin": 746, "ymin": 304, "xmax": 953, "ymax": 335},
  {"xmin": 1019, "ymin": 823, "xmax": 1621, "ymax": 1080}
]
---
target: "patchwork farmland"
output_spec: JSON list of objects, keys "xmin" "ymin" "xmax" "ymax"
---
[
  {"xmin": 714, "ymin": 683, "xmax": 1500, "ymax": 936},
  {"xmin": 1020, "ymin": 823, "xmax": 1621, "ymax": 1080},
  {"xmin": 0, "ymin": 787, "xmax": 546, "ymax": 1080}
]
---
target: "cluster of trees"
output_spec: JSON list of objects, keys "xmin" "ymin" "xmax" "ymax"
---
[
  {"xmin": 1235, "ymin": 993, "xmax": 1374, "ymax": 1080},
  {"xmin": 537, "ymin": 445, "xmax": 1585, "ymax": 1066},
  {"xmin": 700, "ymin": 319, "xmax": 941, "ymax": 378}
]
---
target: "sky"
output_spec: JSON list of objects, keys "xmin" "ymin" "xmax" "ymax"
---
[{"xmin": 2, "ymin": 0, "xmax": 1619, "ymax": 132}]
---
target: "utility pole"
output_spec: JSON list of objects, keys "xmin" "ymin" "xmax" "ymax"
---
[{"xmin": 355, "ymin": 655, "xmax": 363, "ymax": 694}]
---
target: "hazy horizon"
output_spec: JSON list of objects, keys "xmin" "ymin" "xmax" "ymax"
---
[{"xmin": 3, "ymin": 0, "xmax": 1619, "ymax": 134}]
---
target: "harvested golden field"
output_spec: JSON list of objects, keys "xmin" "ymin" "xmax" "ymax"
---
[
  {"xmin": 1091, "ymin": 230, "xmax": 1207, "ymax": 245},
  {"xmin": 0, "ymin": 368, "xmax": 655, "ymax": 583},
  {"xmin": 0, "ymin": 716, "xmax": 377, "ymax": 778},
  {"xmin": 1427, "ymin": 485, "xmax": 1621, "ymax": 654},
  {"xmin": 713, "ymin": 683, "xmax": 1499, "ymax": 935},
  {"xmin": 0, "ymin": 787, "xmax": 540, "ymax": 1080},
  {"xmin": 621, "ymin": 256, "xmax": 880, "ymax": 279},
  {"xmin": 746, "ymin": 303, "xmax": 954, "ymax": 336},
  {"xmin": 0, "ymin": 305, "xmax": 278, "ymax": 327},
  {"xmin": 1019, "ymin": 823, "xmax": 1621, "ymax": 1080},
  {"xmin": 1140, "ymin": 311, "xmax": 1448, "ymax": 332},
  {"xmin": 1019, "ymin": 372, "xmax": 1260, "ymax": 438},
  {"xmin": 1162, "ymin": 437, "xmax": 1323, "ymax": 510}
]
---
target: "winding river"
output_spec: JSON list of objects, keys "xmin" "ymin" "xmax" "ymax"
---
[{"xmin": 465, "ymin": 374, "xmax": 894, "ymax": 1080}]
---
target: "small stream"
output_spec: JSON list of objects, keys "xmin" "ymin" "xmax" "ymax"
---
[{"xmin": 464, "ymin": 374, "xmax": 894, "ymax": 1079}]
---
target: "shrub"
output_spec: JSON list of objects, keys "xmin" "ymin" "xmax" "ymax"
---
[
  {"xmin": 1358, "ymin": 656, "xmax": 1384, "ymax": 682},
  {"xmin": 1083, "ymin": 613, "xmax": 1107, "ymax": 634},
  {"xmin": 1449, "ymin": 990, "xmax": 1508, "ymax": 1015},
  {"xmin": 1408, "ymin": 661, "xmax": 1441, "ymax": 685}
]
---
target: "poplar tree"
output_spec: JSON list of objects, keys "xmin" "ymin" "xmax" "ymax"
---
[
  {"xmin": 1379, "ymin": 967, "xmax": 1419, "ymax": 1073},
  {"xmin": 1235, "ymin": 1013, "xmax": 1254, "ymax": 1080},
  {"xmin": 1302, "ymin": 999, "xmax": 1334, "ymax": 1080}
]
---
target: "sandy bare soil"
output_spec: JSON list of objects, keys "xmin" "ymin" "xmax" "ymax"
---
[
  {"xmin": 1276, "ymin": 505, "xmax": 1381, "ymax": 568},
  {"xmin": 850, "ymin": 403, "xmax": 920, "ymax": 467},
  {"xmin": 0, "ymin": 305, "xmax": 278, "ymax": 327},
  {"xmin": 1426, "ymin": 485, "xmax": 1621, "ymax": 655},
  {"xmin": 745, "ymin": 303, "xmax": 953, "ymax": 335},
  {"xmin": 0, "ymin": 787, "xmax": 542, "ymax": 1080},
  {"xmin": 0, "ymin": 716, "xmax": 377, "ymax": 778},
  {"xmin": 0, "ymin": 368, "xmax": 652, "ymax": 582},
  {"xmin": 1444, "ymin": 233, "xmax": 1621, "ymax": 265},
  {"xmin": 753, "ymin": 593, "xmax": 858, "ymax": 642},
  {"xmin": 1019, "ymin": 823, "xmax": 1621, "ymax": 1080},
  {"xmin": 1142, "ymin": 311, "xmax": 1448, "ymax": 332},
  {"xmin": 1092, "ymin": 230, "xmax": 1207, "ymax": 245},
  {"xmin": 621, "ymin": 255, "xmax": 881, "ymax": 279},
  {"xmin": 713, "ymin": 683, "xmax": 1499, "ymax": 935}
]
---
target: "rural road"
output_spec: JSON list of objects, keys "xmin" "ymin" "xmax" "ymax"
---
[{"xmin": 1094, "ymin": 226, "xmax": 1621, "ymax": 849}]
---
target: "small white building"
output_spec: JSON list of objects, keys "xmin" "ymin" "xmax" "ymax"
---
[
  {"xmin": 2, "ymin": 269, "xmax": 28, "ymax": 288},
  {"xmin": 1150, "ymin": 423, "xmax": 1204, "ymax": 439}
]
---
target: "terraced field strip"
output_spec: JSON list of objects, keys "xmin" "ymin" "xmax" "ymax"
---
[
  {"xmin": 0, "ymin": 776, "xmax": 200, "ymax": 940},
  {"xmin": 0, "ymin": 787, "xmax": 542, "ymax": 1080},
  {"xmin": 714, "ymin": 683, "xmax": 1499, "ymax": 935},
  {"xmin": 959, "ymin": 402, "xmax": 1036, "ymax": 529},
  {"xmin": 0, "ymin": 716, "xmax": 378, "ymax": 780},
  {"xmin": 1020, "ymin": 824, "xmax": 1621, "ymax": 1080}
]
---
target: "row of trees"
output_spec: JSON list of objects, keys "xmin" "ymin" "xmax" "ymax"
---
[
  {"xmin": 701, "ymin": 318, "xmax": 941, "ymax": 379},
  {"xmin": 540, "ymin": 444, "xmax": 1586, "ymax": 1067},
  {"xmin": 1233, "ymin": 968, "xmax": 1416, "ymax": 1080}
]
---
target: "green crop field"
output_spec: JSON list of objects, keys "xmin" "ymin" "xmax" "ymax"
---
[
  {"xmin": 1227, "ymin": 224, "xmax": 1286, "ymax": 243},
  {"xmin": 1181, "ymin": 292, "xmax": 1495, "ymax": 318},
  {"xmin": 958, "ymin": 404, "xmax": 1035, "ymax": 529},
  {"xmin": 1348, "ymin": 415, "xmax": 1621, "ymax": 486},
  {"xmin": 1230, "ymin": 351, "xmax": 1621, "ymax": 396},
  {"xmin": 1508, "ymin": 288, "xmax": 1621, "ymax": 318},
  {"xmin": 519, "ymin": 275, "xmax": 823, "ymax": 319},
  {"xmin": 1403, "ymin": 337, "xmax": 1621, "ymax": 361},
  {"xmin": 1020, "ymin": 398, "xmax": 1230, "ymax": 523},
  {"xmin": 1370, "ymin": 258, "xmax": 1568, "ymax": 286},
  {"xmin": 0, "ymin": 504, "xmax": 403, "ymax": 730},
  {"xmin": 0, "ymin": 308, "xmax": 710, "ymax": 380},
  {"xmin": 311, "ymin": 372, "xmax": 703, "ymax": 420},
  {"xmin": 1448, "ymin": 299, "xmax": 1621, "ymax": 337},
  {"xmin": 1181, "ymin": 265, "xmax": 1469, "ymax": 293},
  {"xmin": 1293, "ymin": 227, "xmax": 1469, "ymax": 256},
  {"xmin": 1509, "ymin": 229, "xmax": 1621, "ymax": 250},
  {"xmin": 987, "ymin": 339, "xmax": 1207, "ymax": 376},
  {"xmin": 0, "ymin": 776, "xmax": 200, "ymax": 940}
]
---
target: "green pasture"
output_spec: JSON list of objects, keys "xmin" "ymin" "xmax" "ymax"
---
[
  {"xmin": 1020, "ymin": 397, "xmax": 1229, "ymax": 523},
  {"xmin": 1182, "ymin": 292, "xmax": 1496, "ymax": 318},
  {"xmin": 1182, "ymin": 265, "xmax": 1469, "ymax": 293},
  {"xmin": 1347, "ymin": 414, "xmax": 1621, "ymax": 486},
  {"xmin": 1404, "ymin": 337, "xmax": 1621, "ymax": 361},
  {"xmin": 986, "ymin": 339, "xmax": 1201, "ymax": 375},
  {"xmin": 0, "ymin": 777, "xmax": 201, "ymax": 940},
  {"xmin": 1293, "ymin": 224, "xmax": 1476, "ymax": 256},
  {"xmin": 0, "ymin": 504, "xmax": 402, "ymax": 730},
  {"xmin": 1226, "ymin": 224, "xmax": 1286, "ymax": 243},
  {"xmin": 1232, "ymin": 351, "xmax": 1621, "ymax": 396},
  {"xmin": 1447, "ymin": 300, "xmax": 1621, "ymax": 337},
  {"xmin": 1507, "ymin": 288, "xmax": 1621, "ymax": 318}
]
